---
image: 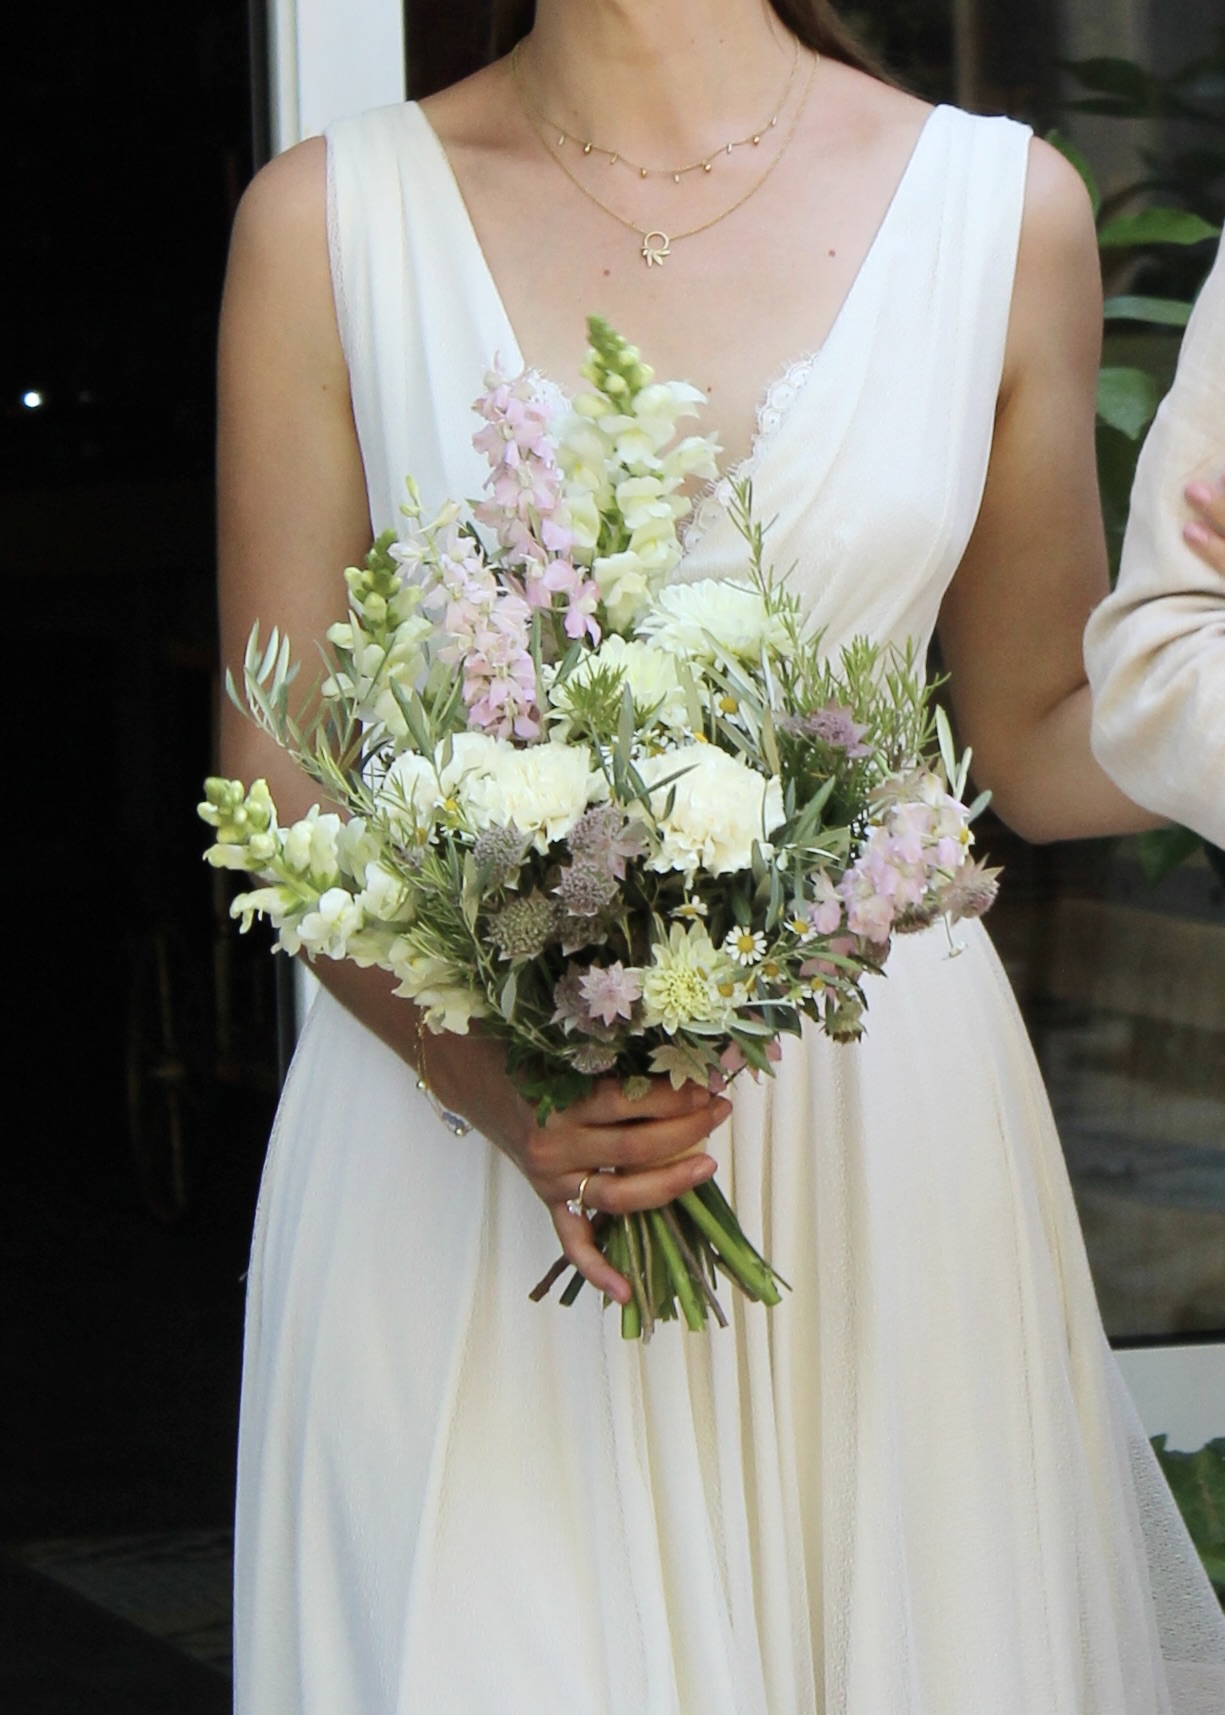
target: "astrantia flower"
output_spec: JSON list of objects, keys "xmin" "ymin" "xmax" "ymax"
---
[
  {"xmin": 580, "ymin": 961, "xmax": 643, "ymax": 1028},
  {"xmin": 554, "ymin": 859, "xmax": 619, "ymax": 918},
  {"xmin": 568, "ymin": 804, "xmax": 647, "ymax": 878},
  {"xmin": 491, "ymin": 893, "xmax": 558, "ymax": 960},
  {"xmin": 637, "ymin": 745, "xmax": 785, "ymax": 878},
  {"xmin": 640, "ymin": 923, "xmax": 734, "ymax": 1035},
  {"xmin": 934, "ymin": 857, "xmax": 1001, "ymax": 923},
  {"xmin": 725, "ymin": 927, "xmax": 767, "ymax": 966},
  {"xmin": 782, "ymin": 701, "xmax": 873, "ymax": 758},
  {"xmin": 471, "ymin": 824, "xmax": 528, "ymax": 889},
  {"xmin": 568, "ymin": 1040, "xmax": 619, "ymax": 1076}
]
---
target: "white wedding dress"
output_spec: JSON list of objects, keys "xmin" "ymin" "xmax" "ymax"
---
[{"xmin": 233, "ymin": 102, "xmax": 1225, "ymax": 1714}]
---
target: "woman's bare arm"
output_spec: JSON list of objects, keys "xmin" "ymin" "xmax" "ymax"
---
[
  {"xmin": 215, "ymin": 142, "xmax": 729, "ymax": 1299},
  {"xmin": 937, "ymin": 139, "xmax": 1163, "ymax": 845}
]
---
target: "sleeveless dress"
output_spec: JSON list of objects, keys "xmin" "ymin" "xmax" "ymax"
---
[{"xmin": 233, "ymin": 102, "xmax": 1225, "ymax": 1714}]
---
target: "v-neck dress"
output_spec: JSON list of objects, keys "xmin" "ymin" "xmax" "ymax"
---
[{"xmin": 233, "ymin": 101, "xmax": 1225, "ymax": 1715}]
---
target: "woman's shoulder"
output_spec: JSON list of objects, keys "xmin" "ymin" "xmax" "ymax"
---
[{"xmin": 232, "ymin": 135, "xmax": 328, "ymax": 264}]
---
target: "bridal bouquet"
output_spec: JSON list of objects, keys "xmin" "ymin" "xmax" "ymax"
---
[{"xmin": 201, "ymin": 317, "xmax": 998, "ymax": 1339}]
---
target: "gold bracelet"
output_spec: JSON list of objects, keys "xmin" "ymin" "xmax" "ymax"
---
[{"xmin": 415, "ymin": 1009, "xmax": 473, "ymax": 1138}]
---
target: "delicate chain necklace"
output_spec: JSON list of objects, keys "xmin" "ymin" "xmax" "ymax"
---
[
  {"xmin": 512, "ymin": 45, "xmax": 818, "ymax": 268},
  {"xmin": 513, "ymin": 39, "xmax": 799, "ymax": 184}
]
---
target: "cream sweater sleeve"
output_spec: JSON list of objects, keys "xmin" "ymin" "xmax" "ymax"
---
[{"xmin": 1084, "ymin": 238, "xmax": 1225, "ymax": 846}]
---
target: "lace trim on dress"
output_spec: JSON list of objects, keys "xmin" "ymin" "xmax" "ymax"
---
[
  {"xmin": 680, "ymin": 348, "xmax": 821, "ymax": 559},
  {"xmin": 528, "ymin": 347, "xmax": 823, "ymax": 567}
]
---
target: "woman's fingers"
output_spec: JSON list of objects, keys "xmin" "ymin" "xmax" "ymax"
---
[
  {"xmin": 579, "ymin": 1152, "xmax": 718, "ymax": 1217},
  {"xmin": 1184, "ymin": 477, "xmax": 1225, "ymax": 574},
  {"xmin": 552, "ymin": 1204, "xmax": 631, "ymax": 1303},
  {"xmin": 530, "ymin": 1096, "xmax": 732, "ymax": 1178},
  {"xmin": 560, "ymin": 1076, "xmax": 716, "ymax": 1126},
  {"xmin": 549, "ymin": 1149, "xmax": 721, "ymax": 1303}
]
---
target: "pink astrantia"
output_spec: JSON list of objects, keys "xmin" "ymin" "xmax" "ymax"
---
[{"xmin": 579, "ymin": 962, "xmax": 643, "ymax": 1028}]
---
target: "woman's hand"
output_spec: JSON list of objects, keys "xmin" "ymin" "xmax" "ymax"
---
[
  {"xmin": 424, "ymin": 1029, "xmax": 730, "ymax": 1303},
  {"xmin": 1185, "ymin": 475, "xmax": 1225, "ymax": 574}
]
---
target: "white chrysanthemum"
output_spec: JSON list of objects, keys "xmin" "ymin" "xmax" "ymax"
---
[
  {"xmin": 459, "ymin": 740, "xmax": 607, "ymax": 852},
  {"xmin": 638, "ymin": 744, "xmax": 785, "ymax": 878},
  {"xmin": 635, "ymin": 578, "xmax": 790, "ymax": 664},
  {"xmin": 640, "ymin": 921, "xmax": 735, "ymax": 1035},
  {"xmin": 549, "ymin": 634, "xmax": 688, "ymax": 734}
]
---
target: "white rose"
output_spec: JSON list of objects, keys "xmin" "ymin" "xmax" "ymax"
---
[
  {"xmin": 638, "ymin": 744, "xmax": 785, "ymax": 878},
  {"xmin": 459, "ymin": 740, "xmax": 606, "ymax": 851}
]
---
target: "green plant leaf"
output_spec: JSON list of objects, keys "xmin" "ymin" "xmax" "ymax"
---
[
  {"xmin": 1098, "ymin": 209, "xmax": 1220, "ymax": 248},
  {"xmin": 1135, "ymin": 823, "xmax": 1203, "ymax": 885},
  {"xmin": 1103, "ymin": 294, "xmax": 1193, "ymax": 328},
  {"xmin": 1150, "ymin": 1436, "xmax": 1225, "ymax": 1597},
  {"xmin": 1096, "ymin": 367, "xmax": 1159, "ymax": 439}
]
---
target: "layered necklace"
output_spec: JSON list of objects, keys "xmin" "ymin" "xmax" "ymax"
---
[{"xmin": 510, "ymin": 39, "xmax": 818, "ymax": 267}]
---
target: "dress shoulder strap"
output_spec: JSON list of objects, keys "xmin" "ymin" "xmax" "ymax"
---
[{"xmin": 324, "ymin": 104, "xmax": 509, "ymax": 533}]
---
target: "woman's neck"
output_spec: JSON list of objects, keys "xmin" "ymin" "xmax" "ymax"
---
[{"xmin": 522, "ymin": 1, "xmax": 795, "ymax": 162}]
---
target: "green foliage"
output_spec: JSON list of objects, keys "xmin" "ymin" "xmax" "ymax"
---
[
  {"xmin": 1151, "ymin": 1437, "xmax": 1225, "ymax": 1598},
  {"xmin": 1135, "ymin": 825, "xmax": 1205, "ymax": 888}
]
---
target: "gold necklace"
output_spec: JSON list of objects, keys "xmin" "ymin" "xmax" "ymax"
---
[
  {"xmin": 512, "ymin": 47, "xmax": 818, "ymax": 268},
  {"xmin": 513, "ymin": 39, "xmax": 799, "ymax": 184}
]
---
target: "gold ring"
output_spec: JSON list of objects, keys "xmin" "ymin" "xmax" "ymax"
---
[{"xmin": 565, "ymin": 1172, "xmax": 595, "ymax": 1219}]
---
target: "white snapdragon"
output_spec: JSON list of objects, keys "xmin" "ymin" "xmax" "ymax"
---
[
  {"xmin": 378, "ymin": 732, "xmax": 509, "ymax": 843},
  {"xmin": 638, "ymin": 744, "xmax": 785, "ymax": 878},
  {"xmin": 281, "ymin": 809, "xmax": 344, "ymax": 888},
  {"xmin": 593, "ymin": 551, "xmax": 654, "ymax": 633},
  {"xmin": 388, "ymin": 947, "xmax": 488, "ymax": 1034},
  {"xmin": 294, "ymin": 887, "xmax": 365, "ymax": 960}
]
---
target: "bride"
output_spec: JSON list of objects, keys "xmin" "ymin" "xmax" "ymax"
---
[{"xmin": 217, "ymin": 1, "xmax": 1225, "ymax": 1709}]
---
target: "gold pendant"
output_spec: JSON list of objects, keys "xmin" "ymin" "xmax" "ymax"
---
[{"xmin": 641, "ymin": 231, "xmax": 670, "ymax": 267}]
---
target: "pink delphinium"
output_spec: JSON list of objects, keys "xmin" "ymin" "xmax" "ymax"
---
[
  {"xmin": 472, "ymin": 366, "xmax": 602, "ymax": 645},
  {"xmin": 428, "ymin": 536, "xmax": 541, "ymax": 740}
]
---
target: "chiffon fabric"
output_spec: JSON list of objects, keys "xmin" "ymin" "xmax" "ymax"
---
[
  {"xmin": 233, "ymin": 101, "xmax": 1225, "ymax": 1713},
  {"xmin": 1085, "ymin": 233, "xmax": 1225, "ymax": 847}
]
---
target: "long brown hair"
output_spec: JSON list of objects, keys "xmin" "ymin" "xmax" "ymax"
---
[{"xmin": 490, "ymin": 0, "xmax": 890, "ymax": 81}]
